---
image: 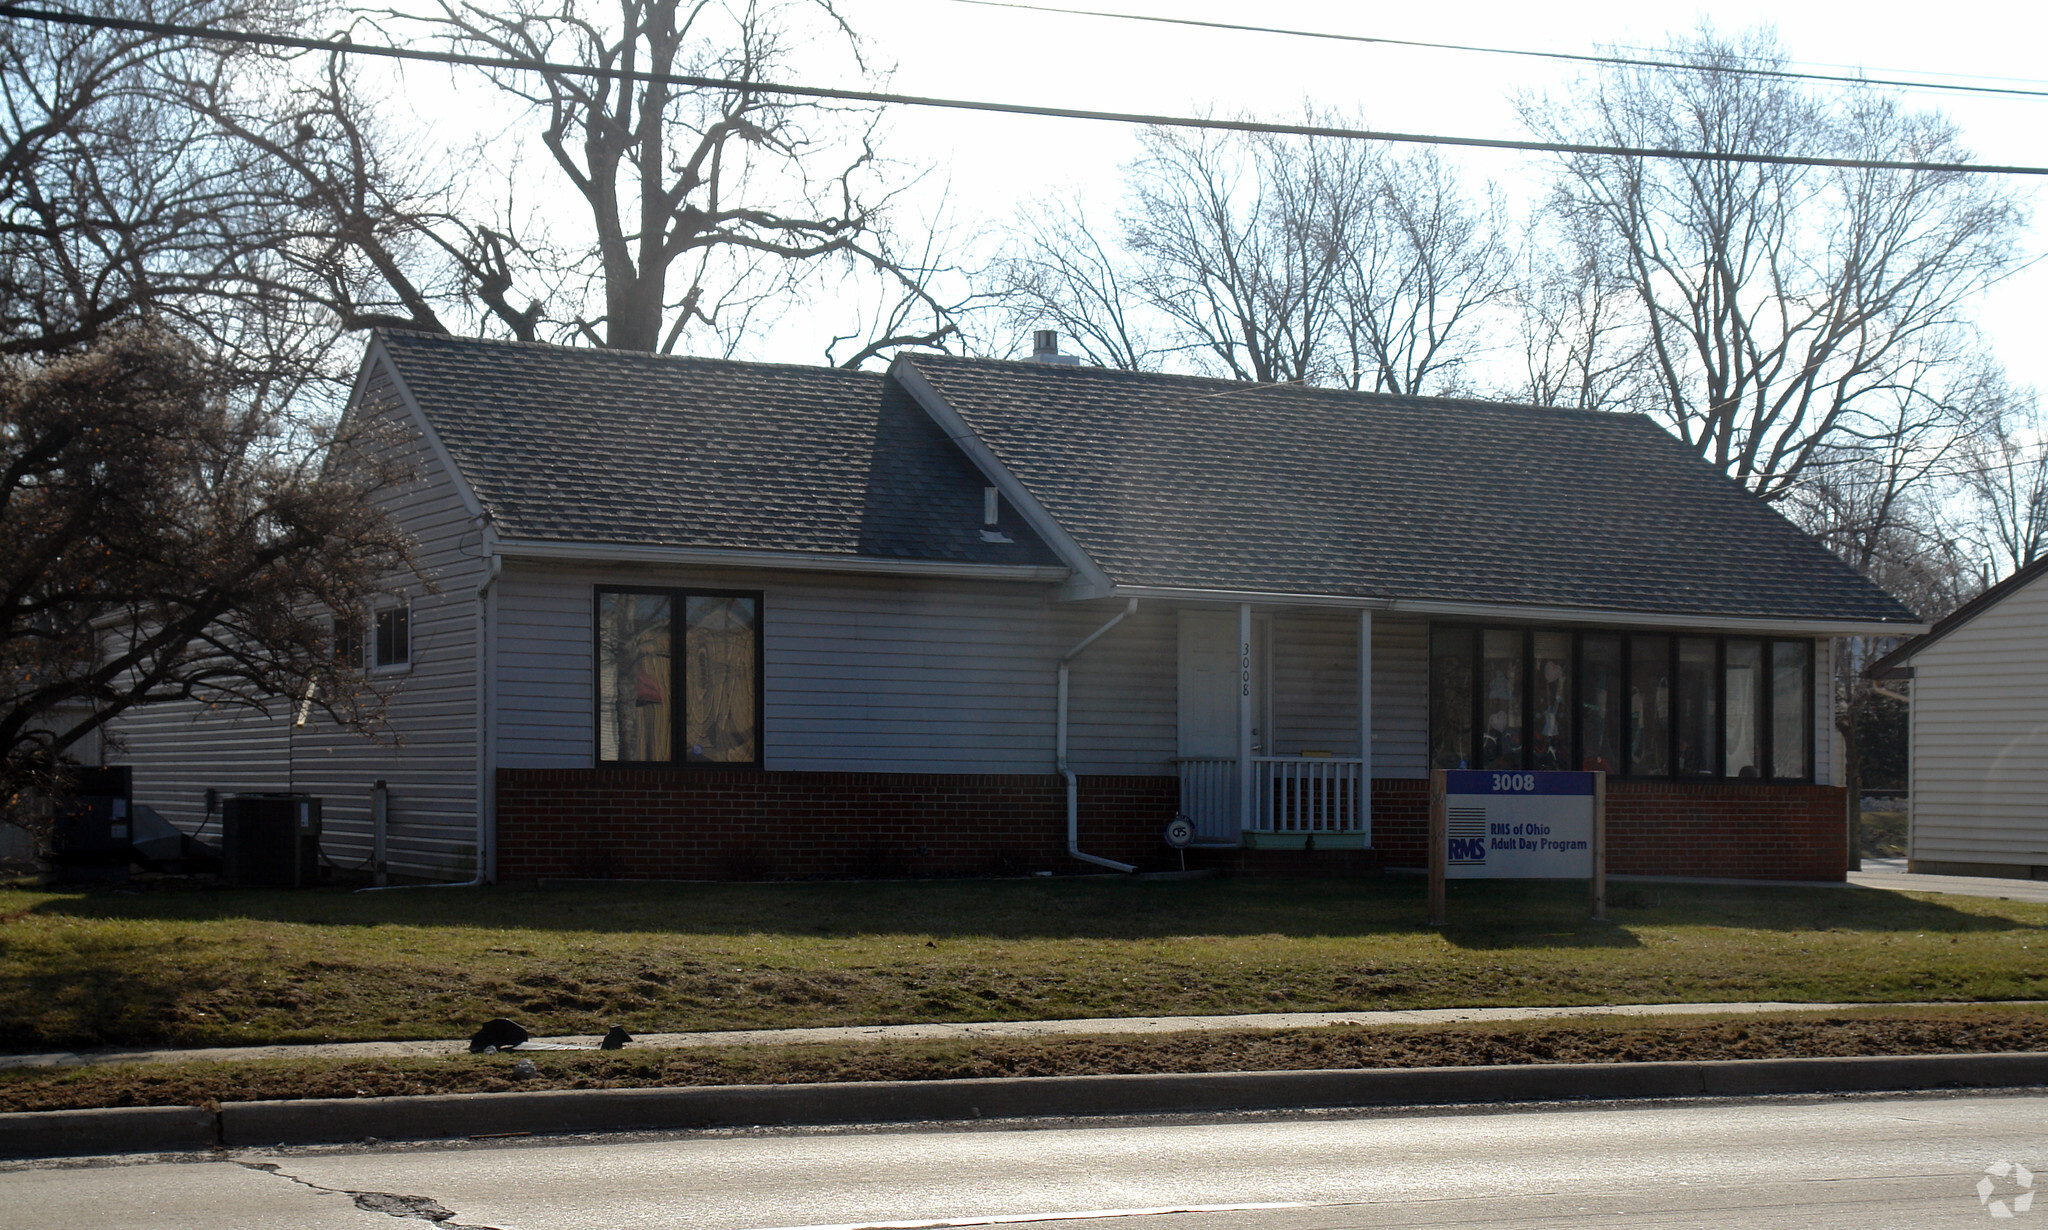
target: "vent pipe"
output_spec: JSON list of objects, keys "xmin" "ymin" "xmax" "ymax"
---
[{"xmin": 1031, "ymin": 330, "xmax": 1082, "ymax": 366}]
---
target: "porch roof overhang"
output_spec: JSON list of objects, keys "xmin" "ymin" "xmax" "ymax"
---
[{"xmin": 1093, "ymin": 583, "xmax": 1930, "ymax": 637}]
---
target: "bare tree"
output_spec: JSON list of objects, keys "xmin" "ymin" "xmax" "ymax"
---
[
  {"xmin": 1333, "ymin": 147, "xmax": 1510, "ymax": 396},
  {"xmin": 1522, "ymin": 27, "xmax": 2028, "ymax": 502},
  {"xmin": 400, "ymin": 0, "xmax": 949, "ymax": 357},
  {"xmin": 1, "ymin": 325, "xmax": 416, "ymax": 832},
  {"xmin": 1117, "ymin": 125, "xmax": 1362, "ymax": 383},
  {"xmin": 988, "ymin": 119, "xmax": 1505, "ymax": 390},
  {"xmin": 0, "ymin": 0, "xmax": 280, "ymax": 357},
  {"xmin": 0, "ymin": 0, "xmax": 489, "ymax": 399},
  {"xmin": 1957, "ymin": 393, "xmax": 2048, "ymax": 580},
  {"xmin": 986, "ymin": 192, "xmax": 1162, "ymax": 371},
  {"xmin": 1510, "ymin": 196, "xmax": 1650, "ymax": 412}
]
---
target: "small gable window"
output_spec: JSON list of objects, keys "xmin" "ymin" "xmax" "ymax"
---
[{"xmin": 374, "ymin": 604, "xmax": 411, "ymax": 669}]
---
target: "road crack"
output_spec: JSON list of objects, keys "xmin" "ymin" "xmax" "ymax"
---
[{"xmin": 237, "ymin": 1160, "xmax": 501, "ymax": 1228}]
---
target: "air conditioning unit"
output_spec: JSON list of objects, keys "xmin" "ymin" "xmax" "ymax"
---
[{"xmin": 222, "ymin": 794, "xmax": 323, "ymax": 888}]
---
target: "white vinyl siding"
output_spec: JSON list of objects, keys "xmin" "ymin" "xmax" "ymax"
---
[
  {"xmin": 496, "ymin": 569, "xmax": 1430, "ymax": 780},
  {"xmin": 1263, "ymin": 611, "xmax": 1427, "ymax": 778},
  {"xmin": 1906, "ymin": 570, "xmax": 2048, "ymax": 869},
  {"xmin": 106, "ymin": 358, "xmax": 485, "ymax": 879},
  {"xmin": 496, "ymin": 565, "xmax": 1172, "ymax": 775}
]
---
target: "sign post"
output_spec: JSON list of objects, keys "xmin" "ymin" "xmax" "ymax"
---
[
  {"xmin": 1428, "ymin": 770, "xmax": 1447, "ymax": 927},
  {"xmin": 1591, "ymin": 770, "xmax": 1606, "ymax": 921},
  {"xmin": 1428, "ymin": 769, "xmax": 1605, "ymax": 924}
]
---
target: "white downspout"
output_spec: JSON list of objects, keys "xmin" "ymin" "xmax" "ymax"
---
[{"xmin": 1059, "ymin": 598, "xmax": 1139, "ymax": 873}]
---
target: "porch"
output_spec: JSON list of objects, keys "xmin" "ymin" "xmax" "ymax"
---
[{"xmin": 1169, "ymin": 603, "xmax": 1374, "ymax": 850}]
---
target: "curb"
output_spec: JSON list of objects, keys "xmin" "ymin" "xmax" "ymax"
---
[{"xmin": 6, "ymin": 1052, "xmax": 2048, "ymax": 1159}]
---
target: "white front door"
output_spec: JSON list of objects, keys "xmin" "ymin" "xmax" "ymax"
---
[
  {"xmin": 1178, "ymin": 611, "xmax": 1269, "ymax": 841},
  {"xmin": 1178, "ymin": 610, "xmax": 1271, "ymax": 755}
]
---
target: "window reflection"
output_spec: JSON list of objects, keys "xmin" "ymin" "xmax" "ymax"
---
[
  {"xmin": 685, "ymin": 595, "xmax": 759, "ymax": 764},
  {"xmin": 1676, "ymin": 637, "xmax": 1717, "ymax": 776},
  {"xmin": 1628, "ymin": 635, "xmax": 1670, "ymax": 777},
  {"xmin": 1532, "ymin": 631, "xmax": 1572, "ymax": 770},
  {"xmin": 1580, "ymin": 634, "xmax": 1622, "ymax": 774},
  {"xmin": 1428, "ymin": 625, "xmax": 1812, "ymax": 781},
  {"xmin": 1481, "ymin": 629, "xmax": 1522, "ymax": 771},
  {"xmin": 1430, "ymin": 627, "xmax": 1474, "ymax": 770},
  {"xmin": 1772, "ymin": 640, "xmax": 1810, "ymax": 779},
  {"xmin": 598, "ymin": 592, "xmax": 673, "ymax": 763},
  {"xmin": 1725, "ymin": 640, "xmax": 1762, "ymax": 777}
]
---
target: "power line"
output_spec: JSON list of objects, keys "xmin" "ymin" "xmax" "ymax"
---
[
  {"xmin": 6, "ymin": 4, "xmax": 2048, "ymax": 177},
  {"xmin": 948, "ymin": 0, "xmax": 2048, "ymax": 103}
]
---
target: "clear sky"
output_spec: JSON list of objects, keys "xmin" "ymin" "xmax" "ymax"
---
[{"xmin": 823, "ymin": 0, "xmax": 2048, "ymax": 391}]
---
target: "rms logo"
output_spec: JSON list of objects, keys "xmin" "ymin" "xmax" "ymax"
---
[{"xmin": 1447, "ymin": 808, "xmax": 1487, "ymax": 865}]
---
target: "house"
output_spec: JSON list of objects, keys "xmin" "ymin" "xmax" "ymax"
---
[
  {"xmin": 1869, "ymin": 555, "xmax": 2048, "ymax": 878},
  {"xmin": 108, "ymin": 330, "xmax": 1924, "ymax": 883}
]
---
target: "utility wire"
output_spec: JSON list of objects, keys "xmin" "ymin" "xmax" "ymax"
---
[
  {"xmin": 6, "ymin": 4, "xmax": 2048, "ymax": 176},
  {"xmin": 949, "ymin": 0, "xmax": 2048, "ymax": 102}
]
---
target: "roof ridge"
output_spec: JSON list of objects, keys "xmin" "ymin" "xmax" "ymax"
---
[
  {"xmin": 906, "ymin": 352, "xmax": 1653, "ymax": 426},
  {"xmin": 374, "ymin": 328, "xmax": 889, "ymax": 383}
]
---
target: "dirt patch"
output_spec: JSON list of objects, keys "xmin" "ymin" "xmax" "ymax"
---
[{"xmin": 5, "ymin": 1008, "xmax": 2047, "ymax": 1113}]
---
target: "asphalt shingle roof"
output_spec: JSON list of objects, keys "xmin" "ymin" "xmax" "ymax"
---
[
  {"xmin": 902, "ymin": 354, "xmax": 1921, "ymax": 624},
  {"xmin": 373, "ymin": 331, "xmax": 1061, "ymax": 567}
]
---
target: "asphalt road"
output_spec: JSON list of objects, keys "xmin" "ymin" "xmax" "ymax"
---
[{"xmin": 6, "ymin": 1091, "xmax": 2044, "ymax": 1229}]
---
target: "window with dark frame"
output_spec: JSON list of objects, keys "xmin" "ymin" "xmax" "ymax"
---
[
  {"xmin": 1427, "ymin": 624, "xmax": 1815, "ymax": 781},
  {"xmin": 373, "ymin": 604, "xmax": 410, "ymax": 668},
  {"xmin": 595, "ymin": 588, "xmax": 761, "ymax": 767}
]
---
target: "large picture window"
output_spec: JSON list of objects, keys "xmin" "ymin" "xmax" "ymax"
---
[
  {"xmin": 1429, "ymin": 624, "xmax": 1814, "ymax": 781},
  {"xmin": 596, "ymin": 588, "xmax": 761, "ymax": 766}
]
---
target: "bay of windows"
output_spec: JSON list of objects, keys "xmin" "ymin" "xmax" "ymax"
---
[
  {"xmin": 1430, "ymin": 625, "xmax": 1812, "ymax": 780},
  {"xmin": 596, "ymin": 588, "xmax": 762, "ymax": 766}
]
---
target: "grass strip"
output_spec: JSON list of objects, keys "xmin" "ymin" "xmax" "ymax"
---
[
  {"xmin": 6, "ymin": 1007, "xmax": 2048, "ymax": 1114},
  {"xmin": 6, "ymin": 878, "xmax": 2047, "ymax": 1050}
]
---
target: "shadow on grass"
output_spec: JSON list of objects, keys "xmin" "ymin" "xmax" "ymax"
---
[
  {"xmin": 9, "ymin": 874, "xmax": 2035, "ymax": 943},
  {"xmin": 0, "ymin": 960, "xmax": 219, "ymax": 1052}
]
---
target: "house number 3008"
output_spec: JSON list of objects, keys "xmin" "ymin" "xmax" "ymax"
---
[{"xmin": 1241, "ymin": 643, "xmax": 1251, "ymax": 696}]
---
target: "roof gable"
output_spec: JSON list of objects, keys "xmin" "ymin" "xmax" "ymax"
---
[
  {"xmin": 898, "ymin": 354, "xmax": 1920, "ymax": 626},
  {"xmin": 1870, "ymin": 553, "xmax": 2048, "ymax": 675},
  {"xmin": 370, "ymin": 331, "xmax": 1063, "ymax": 570}
]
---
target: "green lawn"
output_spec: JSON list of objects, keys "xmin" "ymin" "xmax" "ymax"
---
[{"xmin": 2, "ymin": 876, "xmax": 2045, "ymax": 1050}]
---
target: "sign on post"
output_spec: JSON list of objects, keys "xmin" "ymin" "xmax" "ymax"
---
[{"xmin": 1428, "ymin": 769, "xmax": 1605, "ymax": 925}]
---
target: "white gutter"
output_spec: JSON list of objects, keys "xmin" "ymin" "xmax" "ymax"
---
[
  {"xmin": 495, "ymin": 538, "xmax": 1069, "ymax": 583},
  {"xmin": 1058, "ymin": 599, "xmax": 1139, "ymax": 873},
  {"xmin": 1098, "ymin": 585, "xmax": 1927, "ymax": 637}
]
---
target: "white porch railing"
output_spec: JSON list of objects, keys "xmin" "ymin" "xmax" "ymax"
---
[
  {"xmin": 1175, "ymin": 758, "xmax": 1240, "ymax": 844},
  {"xmin": 1176, "ymin": 756, "xmax": 1367, "ymax": 838},
  {"xmin": 1254, "ymin": 756, "xmax": 1365, "ymax": 833}
]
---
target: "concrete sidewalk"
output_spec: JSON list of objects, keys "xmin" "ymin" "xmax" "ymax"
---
[
  {"xmin": 4, "ymin": 999, "xmax": 2024, "ymax": 1073},
  {"xmin": 1849, "ymin": 857, "xmax": 2048, "ymax": 903}
]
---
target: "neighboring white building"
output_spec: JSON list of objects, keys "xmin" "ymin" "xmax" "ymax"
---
[{"xmin": 1872, "ymin": 557, "xmax": 2048, "ymax": 878}]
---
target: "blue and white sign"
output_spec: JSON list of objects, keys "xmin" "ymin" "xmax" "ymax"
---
[{"xmin": 1443, "ymin": 770, "xmax": 1596, "ymax": 880}]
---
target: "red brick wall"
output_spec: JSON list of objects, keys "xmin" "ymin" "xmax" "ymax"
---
[
  {"xmin": 494, "ymin": 770, "xmax": 1844, "ymax": 882},
  {"xmin": 1355, "ymin": 779, "xmax": 1846, "ymax": 883},
  {"xmin": 495, "ymin": 768, "xmax": 1178, "ymax": 881},
  {"xmin": 1603, "ymin": 780, "xmax": 1847, "ymax": 881}
]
